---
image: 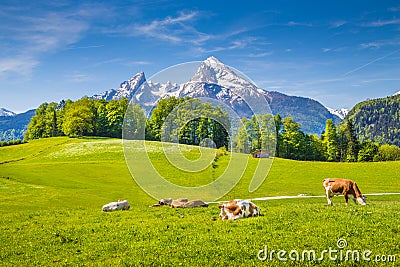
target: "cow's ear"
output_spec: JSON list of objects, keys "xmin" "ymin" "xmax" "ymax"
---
[{"xmin": 218, "ymin": 205, "xmax": 223, "ymax": 209}]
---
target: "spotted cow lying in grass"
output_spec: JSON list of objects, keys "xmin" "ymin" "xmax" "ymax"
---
[
  {"xmin": 323, "ymin": 178, "xmax": 367, "ymax": 206},
  {"xmin": 151, "ymin": 198, "xmax": 208, "ymax": 208},
  {"xmin": 218, "ymin": 199, "xmax": 260, "ymax": 220},
  {"xmin": 102, "ymin": 200, "xmax": 130, "ymax": 212}
]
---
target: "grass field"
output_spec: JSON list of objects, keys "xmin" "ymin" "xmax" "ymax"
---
[{"xmin": 0, "ymin": 137, "xmax": 399, "ymax": 266}]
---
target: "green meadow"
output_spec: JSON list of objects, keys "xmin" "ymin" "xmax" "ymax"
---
[{"xmin": 0, "ymin": 137, "xmax": 399, "ymax": 266}]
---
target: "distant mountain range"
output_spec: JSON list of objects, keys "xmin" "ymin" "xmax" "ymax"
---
[
  {"xmin": 0, "ymin": 108, "xmax": 16, "ymax": 117},
  {"xmin": 9, "ymin": 56, "xmax": 399, "ymax": 142},
  {"xmin": 94, "ymin": 56, "xmax": 342, "ymax": 134},
  {"xmin": 0, "ymin": 109, "xmax": 35, "ymax": 141},
  {"xmin": 325, "ymin": 107, "xmax": 348, "ymax": 120}
]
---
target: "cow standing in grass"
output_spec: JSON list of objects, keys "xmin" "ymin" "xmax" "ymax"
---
[{"xmin": 323, "ymin": 178, "xmax": 367, "ymax": 206}]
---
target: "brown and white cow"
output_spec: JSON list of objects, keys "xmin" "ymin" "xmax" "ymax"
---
[
  {"xmin": 323, "ymin": 178, "xmax": 367, "ymax": 206},
  {"xmin": 218, "ymin": 200, "xmax": 260, "ymax": 220}
]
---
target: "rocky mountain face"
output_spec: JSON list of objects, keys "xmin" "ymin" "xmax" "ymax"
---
[
  {"xmin": 94, "ymin": 56, "xmax": 341, "ymax": 134},
  {"xmin": 92, "ymin": 72, "xmax": 146, "ymax": 101}
]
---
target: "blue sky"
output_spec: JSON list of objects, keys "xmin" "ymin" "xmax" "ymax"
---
[{"xmin": 1, "ymin": 0, "xmax": 400, "ymax": 113}]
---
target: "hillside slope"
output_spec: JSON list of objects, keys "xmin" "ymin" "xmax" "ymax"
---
[{"xmin": 344, "ymin": 94, "xmax": 400, "ymax": 146}]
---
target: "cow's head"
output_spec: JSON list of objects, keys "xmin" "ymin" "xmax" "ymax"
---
[{"xmin": 357, "ymin": 195, "xmax": 367, "ymax": 205}]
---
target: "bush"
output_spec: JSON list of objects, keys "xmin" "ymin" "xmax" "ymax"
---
[
  {"xmin": 358, "ymin": 140, "xmax": 379, "ymax": 162},
  {"xmin": 215, "ymin": 146, "xmax": 228, "ymax": 159},
  {"xmin": 0, "ymin": 139, "xmax": 26, "ymax": 147},
  {"xmin": 374, "ymin": 144, "xmax": 400, "ymax": 161}
]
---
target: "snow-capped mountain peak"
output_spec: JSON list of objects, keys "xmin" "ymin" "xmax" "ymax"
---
[
  {"xmin": 93, "ymin": 71, "xmax": 146, "ymax": 101},
  {"xmin": 190, "ymin": 56, "xmax": 257, "ymax": 91},
  {"xmin": 393, "ymin": 90, "xmax": 400, "ymax": 96},
  {"xmin": 326, "ymin": 107, "xmax": 348, "ymax": 120},
  {"xmin": 0, "ymin": 108, "xmax": 16, "ymax": 117}
]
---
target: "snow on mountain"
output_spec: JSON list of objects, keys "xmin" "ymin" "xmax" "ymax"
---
[
  {"xmin": 326, "ymin": 107, "xmax": 348, "ymax": 120},
  {"xmin": 393, "ymin": 90, "xmax": 400, "ymax": 96},
  {"xmin": 0, "ymin": 108, "xmax": 16, "ymax": 117},
  {"xmin": 190, "ymin": 56, "xmax": 257, "ymax": 91},
  {"xmin": 132, "ymin": 79, "xmax": 179, "ymax": 108},
  {"xmin": 93, "ymin": 72, "xmax": 146, "ymax": 101},
  {"xmin": 174, "ymin": 56, "xmax": 268, "ymax": 118}
]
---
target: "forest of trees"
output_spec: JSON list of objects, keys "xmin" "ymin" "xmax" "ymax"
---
[
  {"xmin": 25, "ymin": 96, "xmax": 400, "ymax": 162},
  {"xmin": 345, "ymin": 94, "xmax": 400, "ymax": 146},
  {"xmin": 25, "ymin": 97, "xmax": 129, "ymax": 139},
  {"xmin": 145, "ymin": 97, "xmax": 230, "ymax": 148}
]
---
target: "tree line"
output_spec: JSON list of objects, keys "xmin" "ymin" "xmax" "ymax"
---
[
  {"xmin": 25, "ymin": 96, "xmax": 400, "ymax": 162},
  {"xmin": 25, "ymin": 97, "xmax": 129, "ymax": 139},
  {"xmin": 235, "ymin": 115, "xmax": 400, "ymax": 162}
]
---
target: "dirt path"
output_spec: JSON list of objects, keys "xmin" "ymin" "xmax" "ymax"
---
[
  {"xmin": 208, "ymin": 192, "xmax": 400, "ymax": 204},
  {"xmin": 250, "ymin": 192, "xmax": 400, "ymax": 201}
]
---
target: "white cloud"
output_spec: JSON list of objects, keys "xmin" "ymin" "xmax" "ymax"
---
[
  {"xmin": 360, "ymin": 42, "xmax": 382, "ymax": 49},
  {"xmin": 16, "ymin": 13, "xmax": 89, "ymax": 53},
  {"xmin": 248, "ymin": 52, "xmax": 274, "ymax": 58},
  {"xmin": 286, "ymin": 21, "xmax": 313, "ymax": 27},
  {"xmin": 126, "ymin": 11, "xmax": 211, "ymax": 45},
  {"xmin": 362, "ymin": 19, "xmax": 400, "ymax": 27},
  {"xmin": 388, "ymin": 6, "xmax": 400, "ymax": 12},
  {"xmin": 65, "ymin": 73, "xmax": 92, "ymax": 83},
  {"xmin": 0, "ymin": 3, "xmax": 106, "ymax": 77},
  {"xmin": 330, "ymin": 20, "xmax": 347, "ymax": 28},
  {"xmin": 193, "ymin": 37, "xmax": 257, "ymax": 54},
  {"xmin": 343, "ymin": 49, "xmax": 400, "ymax": 76},
  {"xmin": 360, "ymin": 40, "xmax": 400, "ymax": 49},
  {"xmin": 0, "ymin": 56, "xmax": 39, "ymax": 76}
]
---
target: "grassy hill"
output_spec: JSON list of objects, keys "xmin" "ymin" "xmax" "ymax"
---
[{"xmin": 1, "ymin": 137, "xmax": 399, "ymax": 266}]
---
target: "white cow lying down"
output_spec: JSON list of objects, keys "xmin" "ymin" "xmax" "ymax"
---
[{"xmin": 102, "ymin": 200, "xmax": 130, "ymax": 212}]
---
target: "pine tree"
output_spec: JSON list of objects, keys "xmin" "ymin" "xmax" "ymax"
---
[
  {"xmin": 323, "ymin": 119, "xmax": 339, "ymax": 161},
  {"xmin": 345, "ymin": 119, "xmax": 359, "ymax": 162}
]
